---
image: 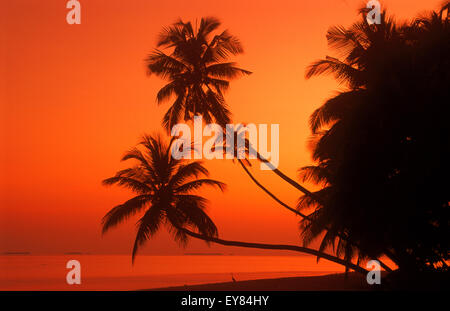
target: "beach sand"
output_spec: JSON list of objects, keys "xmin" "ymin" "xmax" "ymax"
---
[{"xmin": 149, "ymin": 273, "xmax": 372, "ymax": 291}]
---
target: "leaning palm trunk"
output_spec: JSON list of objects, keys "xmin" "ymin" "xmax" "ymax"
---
[
  {"xmin": 238, "ymin": 159, "xmax": 310, "ymax": 219},
  {"xmin": 237, "ymin": 159, "xmax": 394, "ymax": 272},
  {"xmin": 179, "ymin": 227, "xmax": 369, "ymax": 275},
  {"xmin": 254, "ymin": 150, "xmax": 320, "ymax": 200}
]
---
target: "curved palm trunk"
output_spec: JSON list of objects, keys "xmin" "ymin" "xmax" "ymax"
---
[
  {"xmin": 238, "ymin": 160, "xmax": 310, "ymax": 219},
  {"xmin": 253, "ymin": 152, "xmax": 400, "ymax": 269},
  {"xmin": 255, "ymin": 151, "xmax": 321, "ymax": 200},
  {"xmin": 237, "ymin": 159, "xmax": 394, "ymax": 272},
  {"xmin": 179, "ymin": 227, "xmax": 368, "ymax": 275}
]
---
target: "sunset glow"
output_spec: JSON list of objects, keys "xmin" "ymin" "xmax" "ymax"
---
[{"xmin": 1, "ymin": 1, "xmax": 448, "ymax": 293}]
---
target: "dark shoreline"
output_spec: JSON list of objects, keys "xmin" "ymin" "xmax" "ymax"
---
[{"xmin": 147, "ymin": 273, "xmax": 372, "ymax": 291}]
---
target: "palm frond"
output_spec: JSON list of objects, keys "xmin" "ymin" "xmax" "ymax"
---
[
  {"xmin": 120, "ymin": 147, "xmax": 159, "ymax": 184},
  {"xmin": 205, "ymin": 77, "xmax": 230, "ymax": 94},
  {"xmin": 198, "ymin": 16, "xmax": 221, "ymax": 39},
  {"xmin": 104, "ymin": 133, "xmax": 224, "ymax": 262},
  {"xmin": 309, "ymin": 90, "xmax": 364, "ymax": 133},
  {"xmin": 162, "ymin": 93, "xmax": 185, "ymax": 131},
  {"xmin": 165, "ymin": 205, "xmax": 189, "ymax": 246},
  {"xmin": 132, "ymin": 205, "xmax": 163, "ymax": 263},
  {"xmin": 156, "ymin": 80, "xmax": 183, "ymax": 104},
  {"xmin": 316, "ymin": 230, "xmax": 337, "ymax": 263},
  {"xmin": 174, "ymin": 195, "xmax": 218, "ymax": 237},
  {"xmin": 102, "ymin": 176, "xmax": 152, "ymax": 193},
  {"xmin": 305, "ymin": 56, "xmax": 362, "ymax": 87},
  {"xmin": 205, "ymin": 89, "xmax": 232, "ymax": 127},
  {"xmin": 169, "ymin": 162, "xmax": 209, "ymax": 187},
  {"xmin": 157, "ymin": 23, "xmax": 186, "ymax": 48},
  {"xmin": 206, "ymin": 62, "xmax": 252, "ymax": 79},
  {"xmin": 212, "ymin": 30, "xmax": 244, "ymax": 57},
  {"xmin": 146, "ymin": 50, "xmax": 189, "ymax": 78},
  {"xmin": 175, "ymin": 179, "xmax": 226, "ymax": 193},
  {"xmin": 326, "ymin": 24, "xmax": 367, "ymax": 60},
  {"xmin": 298, "ymin": 165, "xmax": 330, "ymax": 185},
  {"xmin": 101, "ymin": 194, "xmax": 152, "ymax": 234}
]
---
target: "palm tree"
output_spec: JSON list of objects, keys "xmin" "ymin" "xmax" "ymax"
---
[
  {"xmin": 146, "ymin": 17, "xmax": 320, "ymax": 213},
  {"xmin": 302, "ymin": 5, "xmax": 449, "ymax": 272},
  {"xmin": 145, "ymin": 17, "xmax": 388, "ymax": 273},
  {"xmin": 217, "ymin": 124, "xmax": 395, "ymax": 271},
  {"xmin": 301, "ymin": 11, "xmax": 406, "ymax": 268},
  {"xmin": 101, "ymin": 134, "xmax": 225, "ymax": 262},
  {"xmin": 102, "ymin": 134, "xmax": 369, "ymax": 273},
  {"xmin": 146, "ymin": 17, "xmax": 251, "ymax": 130}
]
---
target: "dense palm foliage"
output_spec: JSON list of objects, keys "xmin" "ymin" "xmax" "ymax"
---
[
  {"xmin": 300, "ymin": 5, "xmax": 450, "ymax": 272},
  {"xmin": 102, "ymin": 134, "xmax": 226, "ymax": 262},
  {"xmin": 146, "ymin": 17, "xmax": 251, "ymax": 130}
]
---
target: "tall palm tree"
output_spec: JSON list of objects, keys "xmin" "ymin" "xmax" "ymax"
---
[
  {"xmin": 146, "ymin": 17, "xmax": 251, "ymax": 130},
  {"xmin": 101, "ymin": 134, "xmax": 225, "ymax": 262},
  {"xmin": 145, "ymin": 17, "xmax": 389, "ymax": 273},
  {"xmin": 301, "ymin": 11, "xmax": 405, "ymax": 268},
  {"xmin": 102, "ymin": 134, "xmax": 369, "ymax": 273},
  {"xmin": 213, "ymin": 124, "xmax": 393, "ymax": 271},
  {"xmin": 214, "ymin": 127, "xmax": 360, "ymax": 265},
  {"xmin": 302, "ymin": 5, "xmax": 449, "ymax": 272},
  {"xmin": 147, "ymin": 17, "xmax": 320, "ymax": 211}
]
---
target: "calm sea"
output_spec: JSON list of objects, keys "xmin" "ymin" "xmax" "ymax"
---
[{"xmin": 0, "ymin": 254, "xmax": 344, "ymax": 290}]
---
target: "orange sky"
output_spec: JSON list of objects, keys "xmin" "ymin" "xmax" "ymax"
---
[{"xmin": 0, "ymin": 0, "xmax": 443, "ymax": 256}]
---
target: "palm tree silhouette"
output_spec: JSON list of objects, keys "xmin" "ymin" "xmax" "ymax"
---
[
  {"xmin": 302, "ymin": 4, "xmax": 449, "ymax": 272},
  {"xmin": 146, "ymin": 17, "xmax": 320, "ymax": 214},
  {"xmin": 101, "ymin": 134, "xmax": 225, "ymax": 262},
  {"xmin": 102, "ymin": 135, "xmax": 369, "ymax": 273},
  {"xmin": 146, "ymin": 17, "xmax": 251, "ymax": 130},
  {"xmin": 300, "ymin": 11, "xmax": 402, "ymax": 268},
  {"xmin": 144, "ymin": 16, "xmax": 387, "ymax": 273},
  {"xmin": 215, "ymin": 124, "xmax": 394, "ymax": 271}
]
